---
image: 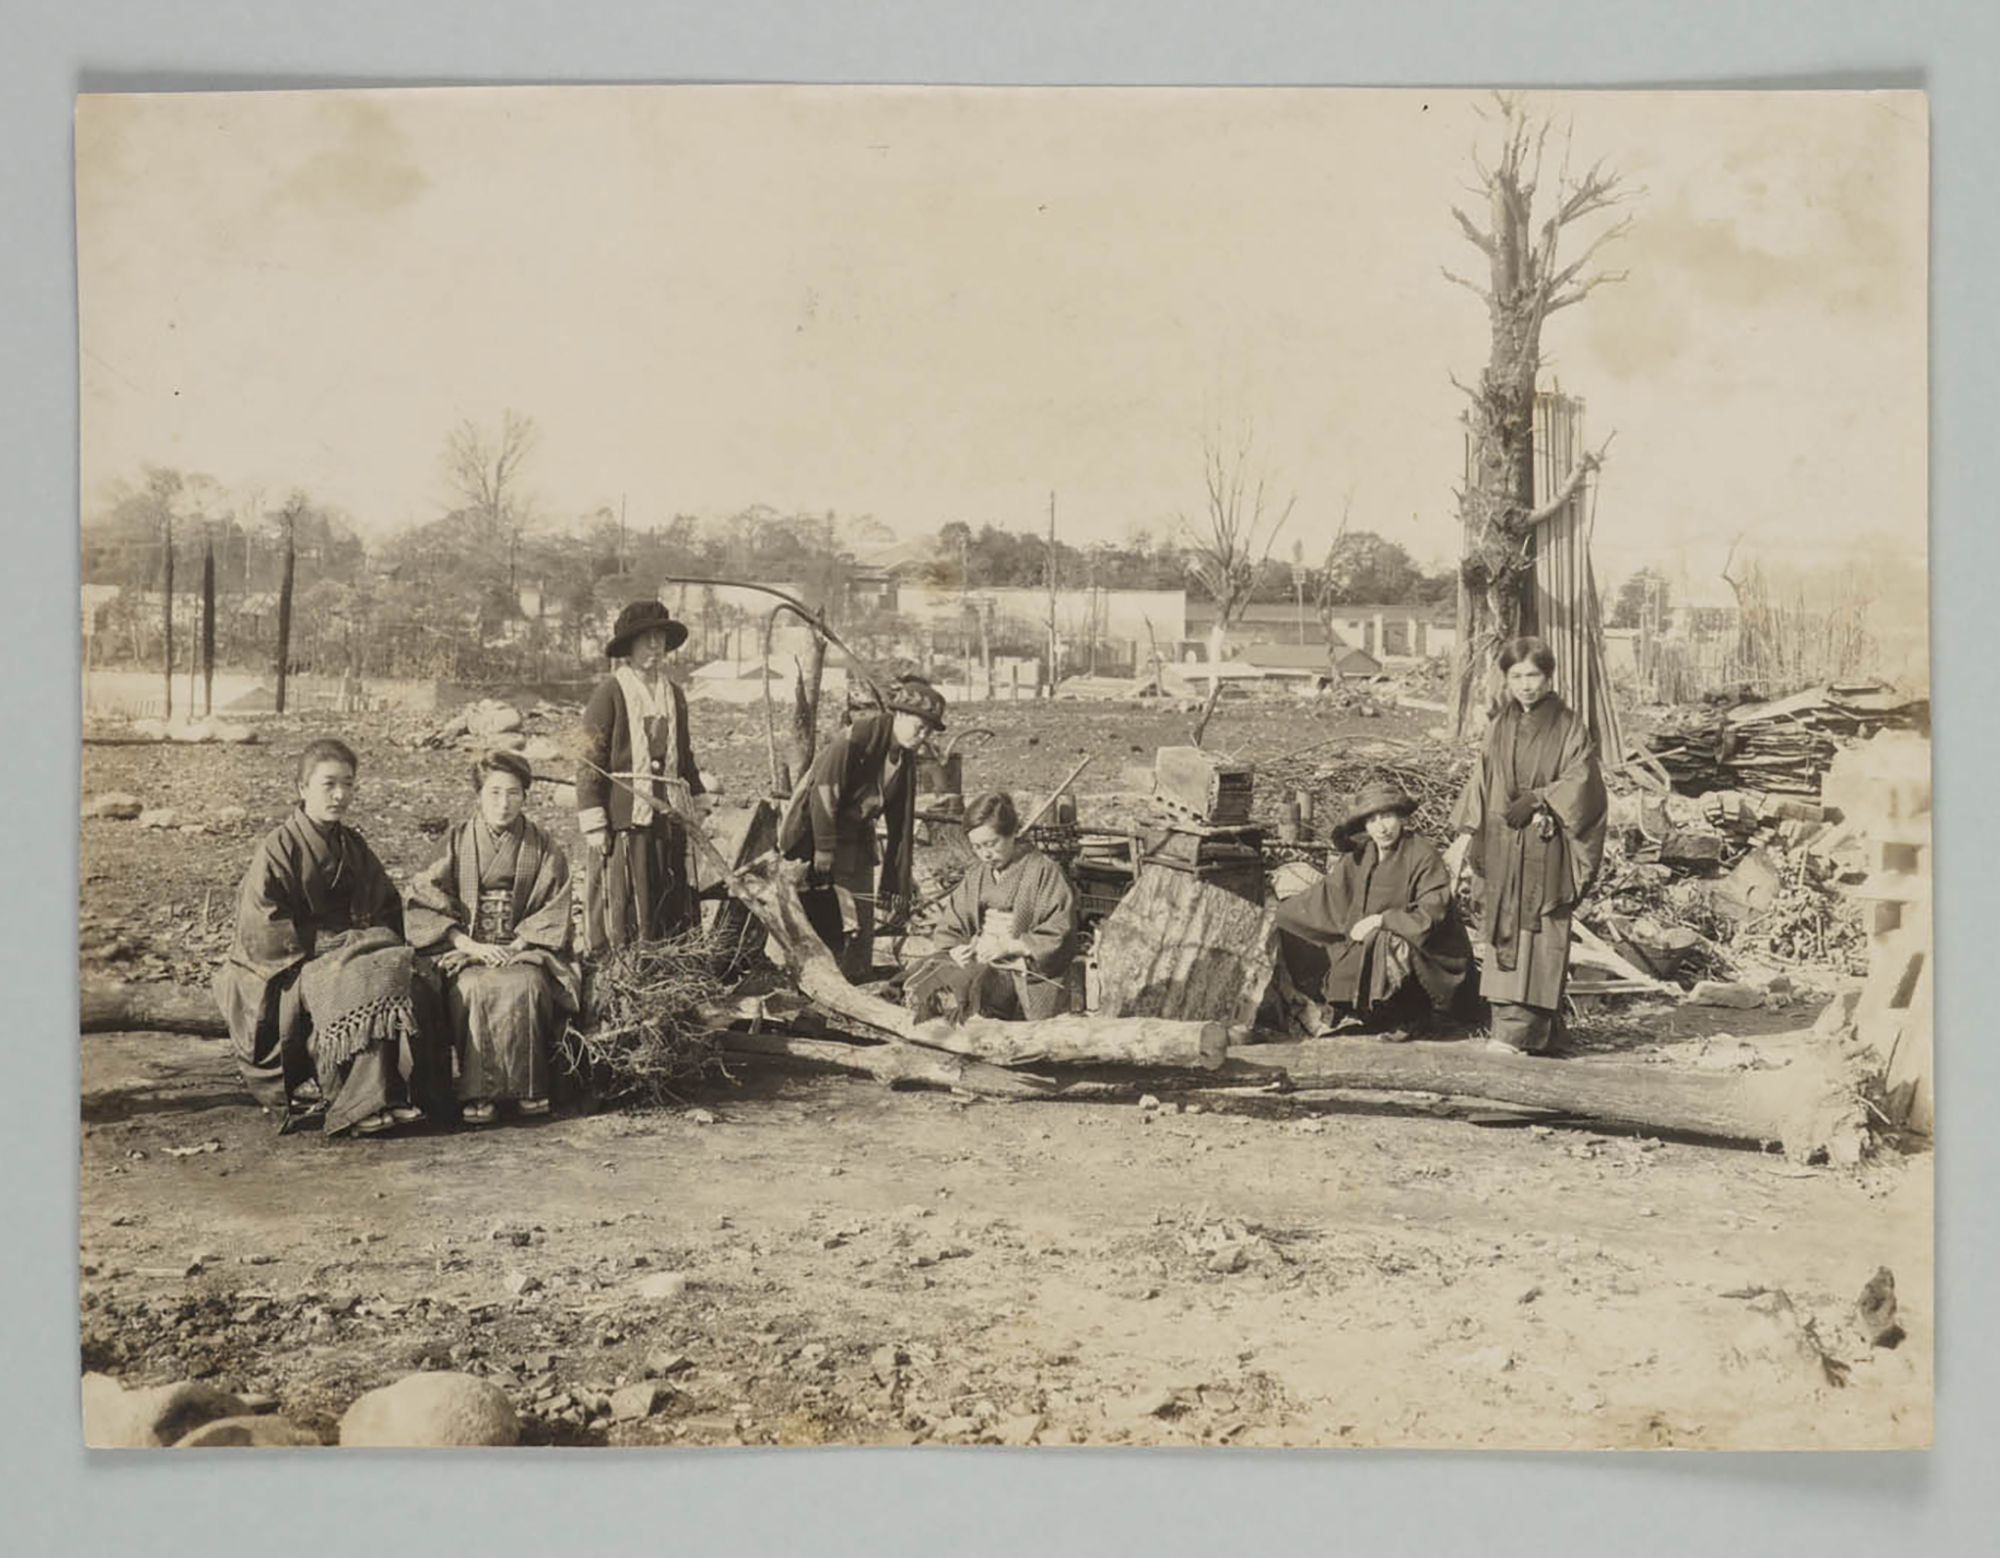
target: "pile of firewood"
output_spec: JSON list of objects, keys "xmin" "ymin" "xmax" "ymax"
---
[{"xmin": 1644, "ymin": 682, "xmax": 1928, "ymax": 798}]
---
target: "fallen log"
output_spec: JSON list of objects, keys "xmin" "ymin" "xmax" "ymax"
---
[
  {"xmin": 715, "ymin": 1031, "xmax": 1055, "ymax": 1098},
  {"xmin": 666, "ymin": 789, "xmax": 1229, "ymax": 1072},
  {"xmin": 81, "ymin": 978, "xmax": 224, "ymax": 1036},
  {"xmin": 1224, "ymin": 1037, "xmax": 1869, "ymax": 1161},
  {"xmin": 911, "ymin": 1013, "xmax": 1230, "ymax": 1070}
]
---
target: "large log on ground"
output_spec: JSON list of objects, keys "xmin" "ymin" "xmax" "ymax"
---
[
  {"xmin": 674, "ymin": 803, "xmax": 1231, "ymax": 1072},
  {"xmin": 1224, "ymin": 1037, "xmax": 1869, "ymax": 1162},
  {"xmin": 81, "ymin": 978, "xmax": 225, "ymax": 1036},
  {"xmin": 716, "ymin": 1032, "xmax": 1055, "ymax": 1097},
  {"xmin": 1092, "ymin": 865, "xmax": 1276, "ymax": 1024},
  {"xmin": 912, "ymin": 1012, "xmax": 1231, "ymax": 1069}
]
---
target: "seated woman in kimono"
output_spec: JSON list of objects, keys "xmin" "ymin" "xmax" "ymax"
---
[
  {"xmin": 905, "ymin": 791, "xmax": 1078, "ymax": 1022},
  {"xmin": 1272, "ymin": 778, "xmax": 1472, "ymax": 1037},
  {"xmin": 405, "ymin": 749, "xmax": 580, "ymax": 1125},
  {"xmin": 213, "ymin": 738, "xmax": 447, "ymax": 1137}
]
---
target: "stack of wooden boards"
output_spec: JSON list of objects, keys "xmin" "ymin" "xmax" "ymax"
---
[{"xmin": 1645, "ymin": 681, "xmax": 1929, "ymax": 797}]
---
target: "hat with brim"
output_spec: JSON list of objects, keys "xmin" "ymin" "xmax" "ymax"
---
[
  {"xmin": 605, "ymin": 599, "xmax": 688, "ymax": 659},
  {"xmin": 884, "ymin": 676, "xmax": 947, "ymax": 732},
  {"xmin": 1333, "ymin": 778, "xmax": 1418, "ymax": 847}
]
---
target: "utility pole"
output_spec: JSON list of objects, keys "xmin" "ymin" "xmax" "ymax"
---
[
  {"xmin": 161, "ymin": 512, "xmax": 175, "ymax": 721},
  {"xmin": 275, "ymin": 498, "xmax": 297, "ymax": 715},
  {"xmin": 200, "ymin": 536, "xmax": 216, "ymax": 717},
  {"xmin": 1045, "ymin": 491, "xmax": 1058, "ymax": 695}
]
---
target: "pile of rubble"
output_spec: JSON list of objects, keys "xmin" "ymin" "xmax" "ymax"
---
[
  {"xmin": 414, "ymin": 697, "xmax": 576, "ymax": 767},
  {"xmin": 1643, "ymin": 681, "xmax": 1929, "ymax": 796}
]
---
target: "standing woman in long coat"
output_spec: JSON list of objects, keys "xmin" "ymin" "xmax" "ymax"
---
[
  {"xmin": 576, "ymin": 600, "xmax": 705, "ymax": 952},
  {"xmin": 1447, "ymin": 636, "xmax": 1607, "ymax": 1056}
]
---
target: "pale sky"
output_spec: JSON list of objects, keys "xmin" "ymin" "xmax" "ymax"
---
[{"xmin": 76, "ymin": 86, "xmax": 1927, "ymax": 608}]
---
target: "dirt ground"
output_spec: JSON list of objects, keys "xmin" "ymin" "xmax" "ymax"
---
[{"xmin": 76, "ymin": 696, "xmax": 1933, "ymax": 1449}]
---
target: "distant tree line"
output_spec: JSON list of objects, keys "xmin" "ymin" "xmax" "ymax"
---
[{"xmin": 82, "ymin": 410, "xmax": 1452, "ymax": 688}]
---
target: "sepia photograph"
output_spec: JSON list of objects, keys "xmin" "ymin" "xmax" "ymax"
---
[{"xmin": 74, "ymin": 84, "xmax": 1930, "ymax": 1452}]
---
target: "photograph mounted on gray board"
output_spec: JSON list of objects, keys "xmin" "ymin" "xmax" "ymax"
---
[{"xmin": 74, "ymin": 84, "xmax": 1929, "ymax": 1450}]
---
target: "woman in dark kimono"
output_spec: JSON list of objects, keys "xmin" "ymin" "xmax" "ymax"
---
[
  {"xmin": 779, "ymin": 676, "xmax": 946, "ymax": 983},
  {"xmin": 906, "ymin": 791, "xmax": 1078, "ymax": 1022},
  {"xmin": 213, "ymin": 738, "xmax": 447, "ymax": 1136},
  {"xmin": 1447, "ymin": 636, "xmax": 1608, "ymax": 1056},
  {"xmin": 1272, "ymin": 778, "xmax": 1471, "ymax": 1036},
  {"xmin": 406, "ymin": 750, "xmax": 581, "ymax": 1124},
  {"xmin": 576, "ymin": 600, "xmax": 705, "ymax": 953}
]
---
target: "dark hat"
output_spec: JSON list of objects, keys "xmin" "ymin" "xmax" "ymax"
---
[
  {"xmin": 1334, "ymin": 778, "xmax": 1418, "ymax": 846},
  {"xmin": 884, "ymin": 675, "xmax": 947, "ymax": 732},
  {"xmin": 604, "ymin": 599, "xmax": 688, "ymax": 659}
]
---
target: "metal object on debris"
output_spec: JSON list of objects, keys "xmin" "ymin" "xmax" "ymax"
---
[{"xmin": 1154, "ymin": 746, "xmax": 1255, "ymax": 825}]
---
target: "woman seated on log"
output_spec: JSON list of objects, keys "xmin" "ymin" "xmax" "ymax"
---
[
  {"xmin": 405, "ymin": 749, "xmax": 581, "ymax": 1125},
  {"xmin": 213, "ymin": 738, "xmax": 448, "ymax": 1137},
  {"xmin": 1446, "ymin": 635, "xmax": 1608, "ymax": 1057},
  {"xmin": 905, "ymin": 790, "xmax": 1078, "ymax": 1022},
  {"xmin": 1272, "ymin": 778, "xmax": 1472, "ymax": 1038}
]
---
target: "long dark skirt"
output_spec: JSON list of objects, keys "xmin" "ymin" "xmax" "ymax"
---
[
  {"xmin": 446, "ymin": 963, "xmax": 557, "ymax": 1102},
  {"xmin": 584, "ymin": 818, "xmax": 695, "ymax": 953}
]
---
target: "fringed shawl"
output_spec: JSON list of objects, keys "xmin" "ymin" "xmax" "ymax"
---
[{"xmin": 213, "ymin": 806, "xmax": 406, "ymax": 1061}]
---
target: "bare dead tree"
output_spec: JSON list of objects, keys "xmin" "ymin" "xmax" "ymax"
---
[
  {"xmin": 1445, "ymin": 94, "xmax": 1634, "ymax": 734},
  {"xmin": 443, "ymin": 410, "xmax": 539, "ymax": 584},
  {"xmin": 1178, "ymin": 423, "xmax": 1297, "ymax": 746}
]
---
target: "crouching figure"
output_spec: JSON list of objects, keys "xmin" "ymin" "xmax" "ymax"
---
[
  {"xmin": 905, "ymin": 791, "xmax": 1078, "ymax": 1022},
  {"xmin": 1272, "ymin": 778, "xmax": 1472, "ymax": 1037}
]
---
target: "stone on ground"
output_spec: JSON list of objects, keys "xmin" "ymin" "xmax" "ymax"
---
[
  {"xmin": 175, "ymin": 1415, "xmax": 323, "ymax": 1448},
  {"xmin": 83, "ymin": 1374, "xmax": 249, "ymax": 1448},
  {"xmin": 338, "ymin": 1371, "xmax": 519, "ymax": 1447}
]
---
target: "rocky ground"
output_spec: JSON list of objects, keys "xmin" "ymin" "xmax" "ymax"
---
[{"xmin": 76, "ymin": 694, "xmax": 1933, "ymax": 1449}]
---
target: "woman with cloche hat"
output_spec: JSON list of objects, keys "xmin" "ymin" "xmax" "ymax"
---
[
  {"xmin": 779, "ymin": 674, "xmax": 946, "ymax": 982},
  {"xmin": 1272, "ymin": 776, "xmax": 1472, "ymax": 1037},
  {"xmin": 574, "ymin": 599, "xmax": 707, "ymax": 952}
]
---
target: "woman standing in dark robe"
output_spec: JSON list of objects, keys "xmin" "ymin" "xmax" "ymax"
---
[
  {"xmin": 576, "ymin": 600, "xmax": 705, "ymax": 953},
  {"xmin": 213, "ymin": 738, "xmax": 447, "ymax": 1136},
  {"xmin": 1447, "ymin": 636, "xmax": 1608, "ymax": 1056},
  {"xmin": 405, "ymin": 750, "xmax": 581, "ymax": 1124},
  {"xmin": 779, "ymin": 676, "xmax": 946, "ymax": 983},
  {"xmin": 906, "ymin": 791, "xmax": 1078, "ymax": 1022},
  {"xmin": 1272, "ymin": 778, "xmax": 1471, "ymax": 1036}
]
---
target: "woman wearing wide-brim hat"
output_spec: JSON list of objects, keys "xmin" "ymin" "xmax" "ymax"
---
[
  {"xmin": 574, "ymin": 599, "xmax": 708, "ymax": 952},
  {"xmin": 778, "ymin": 674, "xmax": 946, "ymax": 982},
  {"xmin": 1271, "ymin": 776, "xmax": 1472, "ymax": 1037}
]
